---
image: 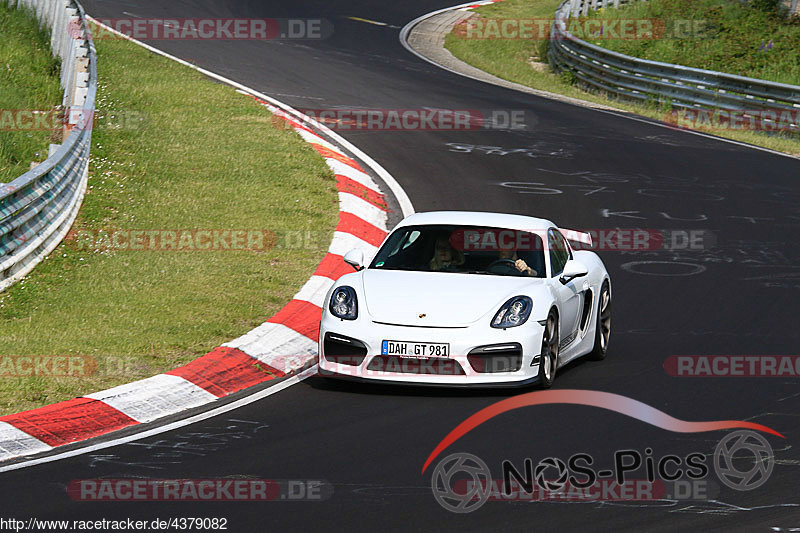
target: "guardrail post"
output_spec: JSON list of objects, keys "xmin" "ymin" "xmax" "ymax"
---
[
  {"xmin": 570, "ymin": 0, "xmax": 580, "ymax": 18},
  {"xmin": 49, "ymin": 0, "xmax": 69, "ymax": 57}
]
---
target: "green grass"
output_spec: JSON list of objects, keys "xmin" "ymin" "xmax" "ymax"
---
[
  {"xmin": 0, "ymin": 22, "xmax": 338, "ymax": 414},
  {"xmin": 444, "ymin": 0, "xmax": 800, "ymax": 156},
  {"xmin": 593, "ymin": 0, "xmax": 800, "ymax": 86},
  {"xmin": 0, "ymin": 4, "xmax": 63, "ymax": 181}
]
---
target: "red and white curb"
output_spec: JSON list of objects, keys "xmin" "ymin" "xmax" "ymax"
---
[
  {"xmin": 459, "ymin": 0, "xmax": 505, "ymax": 11},
  {"xmin": 0, "ymin": 18, "xmax": 413, "ymax": 464},
  {"xmin": 219, "ymin": 94, "xmax": 389, "ymax": 381}
]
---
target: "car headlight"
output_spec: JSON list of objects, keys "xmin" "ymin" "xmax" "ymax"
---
[
  {"xmin": 491, "ymin": 296, "xmax": 533, "ymax": 329},
  {"xmin": 329, "ymin": 286, "xmax": 358, "ymax": 320}
]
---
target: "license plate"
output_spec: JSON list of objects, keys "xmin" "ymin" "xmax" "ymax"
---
[{"xmin": 381, "ymin": 340, "xmax": 450, "ymax": 358}]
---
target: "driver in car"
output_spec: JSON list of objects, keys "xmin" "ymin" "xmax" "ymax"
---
[
  {"xmin": 429, "ymin": 237, "xmax": 465, "ymax": 271},
  {"xmin": 497, "ymin": 248, "xmax": 537, "ymax": 276}
]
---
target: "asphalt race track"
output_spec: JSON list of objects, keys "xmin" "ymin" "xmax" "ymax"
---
[{"xmin": 4, "ymin": 1, "xmax": 800, "ymax": 530}]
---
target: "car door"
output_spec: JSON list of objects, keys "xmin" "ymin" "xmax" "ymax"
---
[{"xmin": 548, "ymin": 228, "xmax": 581, "ymax": 350}]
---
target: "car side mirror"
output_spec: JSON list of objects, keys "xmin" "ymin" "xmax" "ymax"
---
[
  {"xmin": 343, "ymin": 248, "xmax": 365, "ymax": 271},
  {"xmin": 560, "ymin": 259, "xmax": 588, "ymax": 284}
]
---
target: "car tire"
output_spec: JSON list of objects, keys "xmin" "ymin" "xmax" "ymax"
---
[
  {"xmin": 588, "ymin": 281, "xmax": 611, "ymax": 361},
  {"xmin": 538, "ymin": 309, "xmax": 559, "ymax": 389}
]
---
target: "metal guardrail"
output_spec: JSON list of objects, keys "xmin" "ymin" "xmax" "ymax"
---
[
  {"xmin": 548, "ymin": 0, "xmax": 800, "ymax": 133},
  {"xmin": 1, "ymin": 0, "xmax": 96, "ymax": 291}
]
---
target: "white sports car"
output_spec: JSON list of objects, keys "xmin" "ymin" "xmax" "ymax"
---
[{"xmin": 317, "ymin": 211, "xmax": 611, "ymax": 387}]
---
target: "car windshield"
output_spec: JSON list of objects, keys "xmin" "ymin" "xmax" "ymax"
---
[{"xmin": 369, "ymin": 224, "xmax": 546, "ymax": 277}]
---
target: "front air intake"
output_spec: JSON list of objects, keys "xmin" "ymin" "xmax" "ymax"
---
[
  {"xmin": 323, "ymin": 333, "xmax": 368, "ymax": 366},
  {"xmin": 468, "ymin": 343, "xmax": 523, "ymax": 373}
]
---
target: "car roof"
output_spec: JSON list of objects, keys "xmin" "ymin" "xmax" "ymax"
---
[{"xmin": 394, "ymin": 211, "xmax": 556, "ymax": 232}]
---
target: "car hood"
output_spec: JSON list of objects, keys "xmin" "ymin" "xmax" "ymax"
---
[{"xmin": 359, "ymin": 269, "xmax": 539, "ymax": 327}]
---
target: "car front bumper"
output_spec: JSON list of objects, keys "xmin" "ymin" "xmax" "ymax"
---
[{"xmin": 318, "ymin": 314, "xmax": 546, "ymax": 386}]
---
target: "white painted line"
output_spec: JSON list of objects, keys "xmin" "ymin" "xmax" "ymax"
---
[
  {"xmin": 226, "ymin": 320, "xmax": 319, "ymax": 375},
  {"xmin": 294, "ymin": 128, "xmax": 339, "ymax": 151},
  {"xmin": 256, "ymin": 354, "xmax": 317, "ymax": 375},
  {"xmin": 326, "ymin": 160, "xmax": 381, "ymax": 192},
  {"xmin": 0, "ymin": 422, "xmax": 52, "ymax": 462},
  {"xmin": 224, "ymin": 322, "xmax": 318, "ymax": 361},
  {"xmin": 347, "ymin": 16, "xmax": 401, "ymax": 29},
  {"xmin": 293, "ymin": 275, "xmax": 335, "ymax": 308},
  {"xmin": 459, "ymin": 1, "xmax": 498, "ymax": 11},
  {"xmin": 328, "ymin": 231, "xmax": 380, "ymax": 258},
  {"xmin": 338, "ymin": 192, "xmax": 388, "ymax": 228},
  {"xmin": 0, "ymin": 367, "xmax": 317, "ymax": 473},
  {"xmin": 86, "ymin": 374, "xmax": 218, "ymax": 423}
]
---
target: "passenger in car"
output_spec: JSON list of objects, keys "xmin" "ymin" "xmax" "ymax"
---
[{"xmin": 429, "ymin": 237, "xmax": 465, "ymax": 271}]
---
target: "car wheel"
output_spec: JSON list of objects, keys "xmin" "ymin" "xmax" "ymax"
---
[
  {"xmin": 588, "ymin": 281, "xmax": 611, "ymax": 361},
  {"xmin": 538, "ymin": 309, "xmax": 559, "ymax": 389}
]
